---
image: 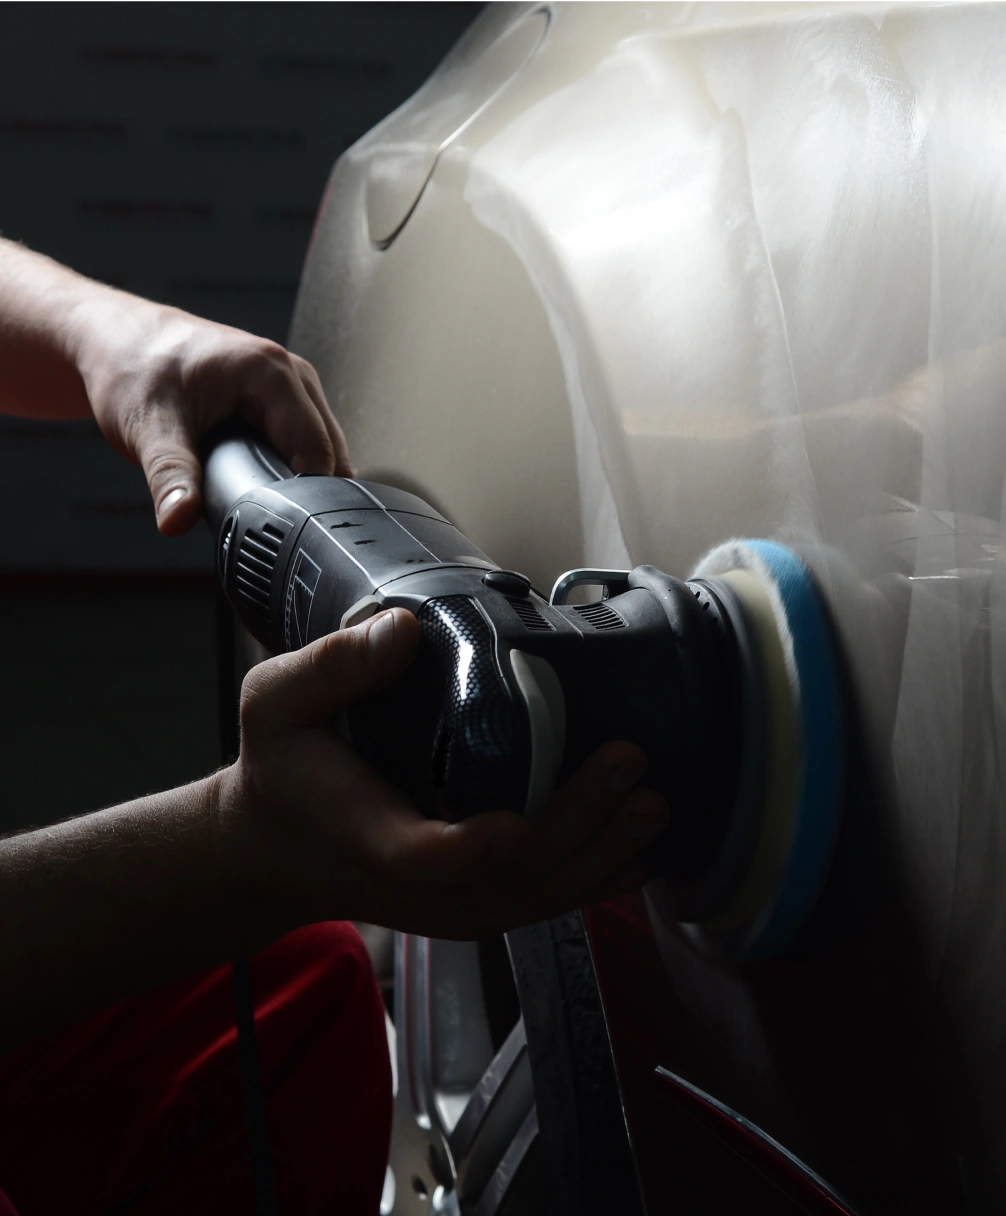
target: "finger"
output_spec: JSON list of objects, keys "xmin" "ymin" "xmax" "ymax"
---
[
  {"xmin": 241, "ymin": 608, "xmax": 420, "ymax": 734},
  {"xmin": 373, "ymin": 748, "xmax": 654, "ymax": 902},
  {"xmin": 536, "ymin": 788, "xmax": 670, "ymax": 916},
  {"xmin": 294, "ymin": 357, "xmax": 353, "ymax": 476},
  {"xmin": 233, "ymin": 345, "xmax": 336, "ymax": 476},
  {"xmin": 329, "ymin": 415, "xmax": 353, "ymax": 478},
  {"xmin": 367, "ymin": 806, "xmax": 536, "ymax": 888},
  {"xmin": 528, "ymin": 742, "xmax": 649, "ymax": 875},
  {"xmin": 130, "ymin": 400, "xmax": 204, "ymax": 536}
]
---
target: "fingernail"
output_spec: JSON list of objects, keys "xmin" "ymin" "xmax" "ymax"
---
[
  {"xmin": 366, "ymin": 611, "xmax": 396, "ymax": 666},
  {"xmin": 624, "ymin": 802, "xmax": 669, "ymax": 842},
  {"xmin": 158, "ymin": 487, "xmax": 187, "ymax": 517},
  {"xmin": 609, "ymin": 758, "xmax": 646, "ymax": 794},
  {"xmin": 487, "ymin": 835, "xmax": 521, "ymax": 864}
]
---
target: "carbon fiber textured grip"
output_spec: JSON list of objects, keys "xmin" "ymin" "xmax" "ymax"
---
[{"xmin": 418, "ymin": 596, "xmax": 525, "ymax": 820}]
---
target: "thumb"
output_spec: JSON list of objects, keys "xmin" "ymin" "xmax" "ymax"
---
[
  {"xmin": 241, "ymin": 609, "xmax": 420, "ymax": 733},
  {"xmin": 132, "ymin": 406, "xmax": 203, "ymax": 536}
]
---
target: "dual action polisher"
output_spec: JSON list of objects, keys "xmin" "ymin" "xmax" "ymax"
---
[{"xmin": 205, "ymin": 425, "xmax": 846, "ymax": 961}]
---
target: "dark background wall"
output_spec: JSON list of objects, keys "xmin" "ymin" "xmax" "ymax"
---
[{"xmin": 0, "ymin": 2, "xmax": 478, "ymax": 829}]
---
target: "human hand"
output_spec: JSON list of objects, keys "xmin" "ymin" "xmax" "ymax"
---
[
  {"xmin": 214, "ymin": 608, "xmax": 671, "ymax": 939},
  {"xmin": 67, "ymin": 287, "xmax": 350, "ymax": 535}
]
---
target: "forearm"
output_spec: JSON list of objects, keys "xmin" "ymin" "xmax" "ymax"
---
[
  {"xmin": 0, "ymin": 771, "xmax": 296, "ymax": 1052},
  {"xmin": 0, "ymin": 238, "xmax": 104, "ymax": 419}
]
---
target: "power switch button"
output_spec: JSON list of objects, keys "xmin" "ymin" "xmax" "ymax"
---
[{"xmin": 484, "ymin": 570, "xmax": 531, "ymax": 597}]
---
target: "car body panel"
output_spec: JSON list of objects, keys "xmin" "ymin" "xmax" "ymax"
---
[{"xmin": 291, "ymin": 3, "xmax": 1006, "ymax": 1208}]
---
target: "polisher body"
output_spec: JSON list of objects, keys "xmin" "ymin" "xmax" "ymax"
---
[{"xmin": 207, "ymin": 428, "xmax": 845, "ymax": 959}]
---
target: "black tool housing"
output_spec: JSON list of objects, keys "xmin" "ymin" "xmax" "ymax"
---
[{"xmin": 205, "ymin": 425, "xmax": 744, "ymax": 882}]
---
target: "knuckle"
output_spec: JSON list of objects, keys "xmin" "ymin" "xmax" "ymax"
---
[
  {"xmin": 145, "ymin": 449, "xmax": 194, "ymax": 484},
  {"xmin": 307, "ymin": 627, "xmax": 369, "ymax": 688},
  {"xmin": 296, "ymin": 356, "xmax": 325, "ymax": 393},
  {"xmin": 260, "ymin": 342, "xmax": 296, "ymax": 378},
  {"xmin": 259, "ymin": 338, "xmax": 290, "ymax": 364},
  {"xmin": 234, "ymin": 338, "xmax": 295, "ymax": 387},
  {"xmin": 239, "ymin": 652, "xmax": 291, "ymax": 718},
  {"xmin": 118, "ymin": 391, "xmax": 159, "ymax": 440},
  {"xmin": 243, "ymin": 336, "xmax": 287, "ymax": 365},
  {"xmin": 308, "ymin": 629, "xmax": 346, "ymax": 679},
  {"xmin": 238, "ymin": 667, "xmax": 271, "ymax": 733}
]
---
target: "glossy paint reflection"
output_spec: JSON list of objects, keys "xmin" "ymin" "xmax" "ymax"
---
[{"xmin": 292, "ymin": 3, "xmax": 1006, "ymax": 1209}]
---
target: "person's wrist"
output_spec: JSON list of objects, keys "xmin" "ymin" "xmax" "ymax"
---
[
  {"xmin": 205, "ymin": 765, "xmax": 314, "ymax": 949},
  {"xmin": 59, "ymin": 276, "xmax": 134, "ymax": 375},
  {"xmin": 62, "ymin": 285, "xmax": 161, "ymax": 433}
]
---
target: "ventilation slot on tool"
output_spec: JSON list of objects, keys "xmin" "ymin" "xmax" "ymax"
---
[
  {"xmin": 235, "ymin": 523, "xmax": 286, "ymax": 628},
  {"xmin": 572, "ymin": 601, "xmax": 626, "ymax": 631},
  {"xmin": 506, "ymin": 597, "xmax": 554, "ymax": 632}
]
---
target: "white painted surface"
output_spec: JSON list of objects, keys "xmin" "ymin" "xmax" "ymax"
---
[{"xmin": 292, "ymin": 4, "xmax": 1006, "ymax": 1207}]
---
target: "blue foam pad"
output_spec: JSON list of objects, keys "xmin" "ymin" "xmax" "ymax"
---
[{"xmin": 741, "ymin": 541, "xmax": 843, "ymax": 960}]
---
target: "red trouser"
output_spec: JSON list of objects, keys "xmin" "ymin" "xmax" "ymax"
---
[{"xmin": 0, "ymin": 923, "xmax": 392, "ymax": 1215}]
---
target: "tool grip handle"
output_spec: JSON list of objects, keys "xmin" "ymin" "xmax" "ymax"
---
[
  {"xmin": 347, "ymin": 595, "xmax": 530, "ymax": 820},
  {"xmin": 202, "ymin": 419, "xmax": 292, "ymax": 535}
]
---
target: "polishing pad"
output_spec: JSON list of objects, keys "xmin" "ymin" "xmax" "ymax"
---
[
  {"xmin": 704, "ymin": 568, "xmax": 801, "ymax": 947},
  {"xmin": 682, "ymin": 540, "xmax": 844, "ymax": 960},
  {"xmin": 667, "ymin": 574, "xmax": 768, "ymax": 925}
]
